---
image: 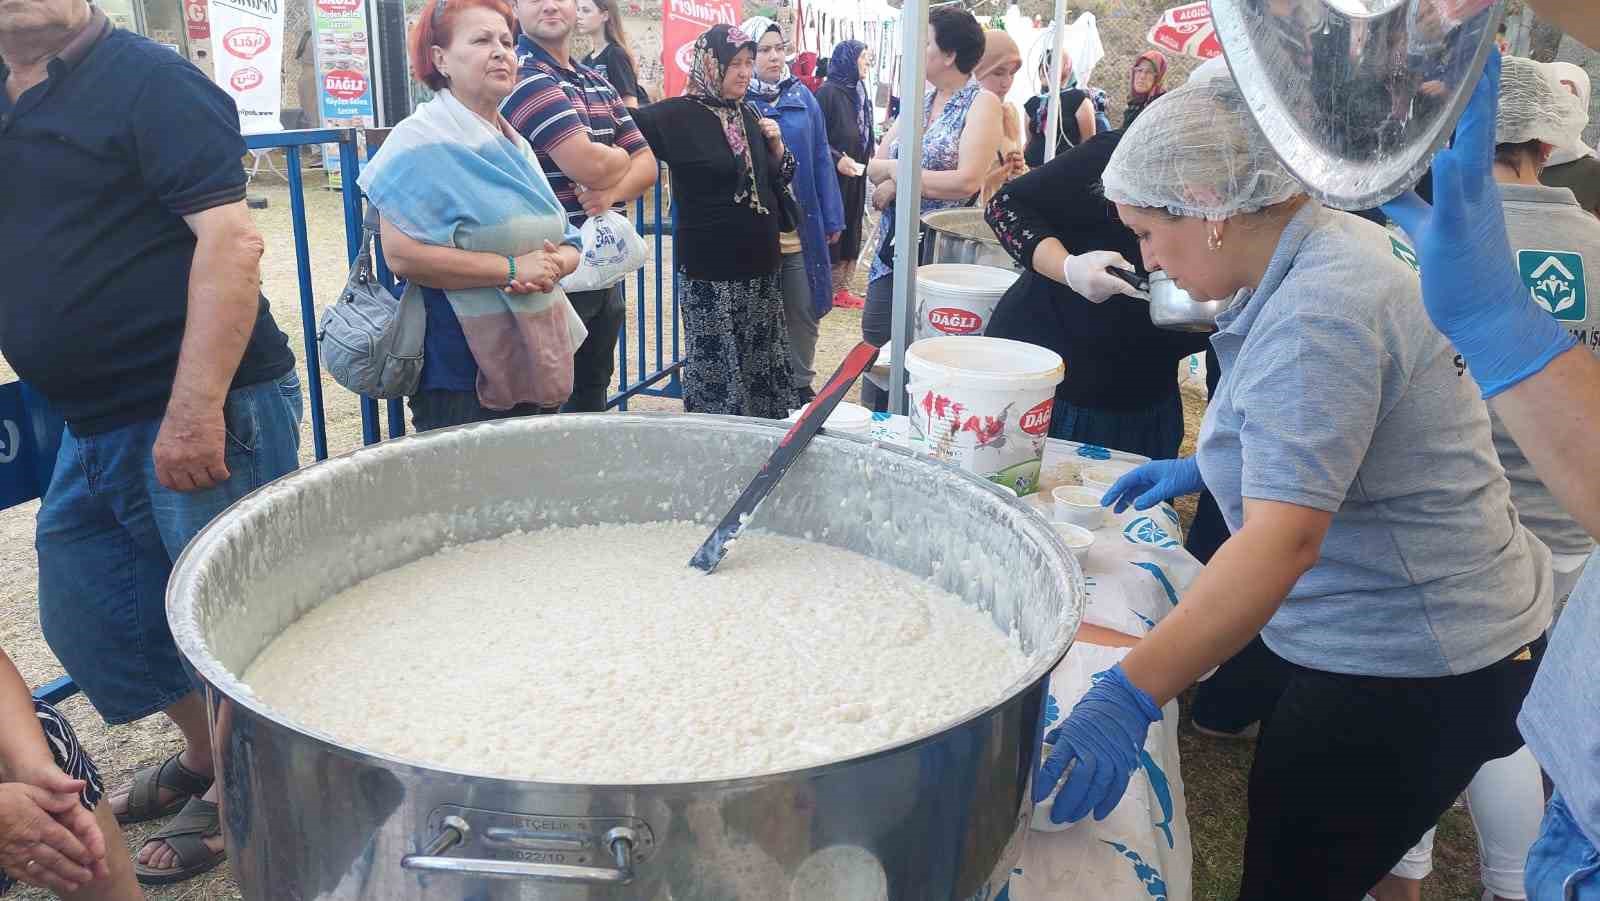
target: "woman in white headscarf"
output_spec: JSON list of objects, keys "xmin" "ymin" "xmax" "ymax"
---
[{"xmin": 1539, "ymin": 60, "xmax": 1600, "ymax": 217}]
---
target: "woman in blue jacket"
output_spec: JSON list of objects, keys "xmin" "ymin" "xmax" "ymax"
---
[{"xmin": 743, "ymin": 17, "xmax": 845, "ymax": 402}]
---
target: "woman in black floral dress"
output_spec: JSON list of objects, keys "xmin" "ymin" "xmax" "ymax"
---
[
  {"xmin": 631, "ymin": 25, "xmax": 800, "ymax": 417},
  {"xmin": 982, "ymin": 131, "xmax": 1208, "ymax": 460}
]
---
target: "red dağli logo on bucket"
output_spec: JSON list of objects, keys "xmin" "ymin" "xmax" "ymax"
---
[
  {"xmin": 1020, "ymin": 398, "xmax": 1053, "ymax": 436},
  {"xmin": 927, "ymin": 307, "xmax": 982, "ymax": 335},
  {"xmin": 223, "ymin": 26, "xmax": 269, "ymax": 58},
  {"xmin": 229, "ymin": 66, "xmax": 264, "ymax": 91},
  {"xmin": 324, "ymin": 70, "xmax": 368, "ymax": 100},
  {"xmin": 316, "ymin": 0, "xmax": 361, "ymax": 12}
]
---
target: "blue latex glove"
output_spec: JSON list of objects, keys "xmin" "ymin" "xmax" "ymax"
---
[
  {"xmin": 1034, "ymin": 664, "xmax": 1163, "ymax": 824},
  {"xmin": 1381, "ymin": 51, "xmax": 1576, "ymax": 399},
  {"xmin": 1099, "ymin": 457, "xmax": 1202, "ymax": 513}
]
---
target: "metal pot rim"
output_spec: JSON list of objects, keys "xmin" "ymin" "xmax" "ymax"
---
[{"xmin": 167, "ymin": 413, "xmax": 1084, "ymax": 790}]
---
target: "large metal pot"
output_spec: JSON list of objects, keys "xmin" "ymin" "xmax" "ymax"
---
[
  {"xmin": 920, "ymin": 209, "xmax": 1022, "ymax": 273},
  {"xmin": 168, "ymin": 414, "xmax": 1084, "ymax": 900}
]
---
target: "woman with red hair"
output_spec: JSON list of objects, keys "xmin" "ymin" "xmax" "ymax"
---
[{"xmin": 358, "ymin": 0, "xmax": 585, "ymax": 431}]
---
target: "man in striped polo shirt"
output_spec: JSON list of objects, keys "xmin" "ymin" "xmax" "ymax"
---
[{"xmin": 505, "ymin": 0, "xmax": 658, "ymax": 412}]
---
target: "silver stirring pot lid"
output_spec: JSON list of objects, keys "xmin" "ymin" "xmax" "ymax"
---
[{"xmin": 1208, "ymin": 0, "xmax": 1505, "ymax": 210}]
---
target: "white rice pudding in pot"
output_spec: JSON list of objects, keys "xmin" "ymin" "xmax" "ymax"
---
[{"xmin": 242, "ymin": 521, "xmax": 1031, "ymax": 783}]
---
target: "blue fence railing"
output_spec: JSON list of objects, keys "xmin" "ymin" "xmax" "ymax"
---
[{"xmin": 243, "ymin": 127, "xmax": 684, "ymax": 460}]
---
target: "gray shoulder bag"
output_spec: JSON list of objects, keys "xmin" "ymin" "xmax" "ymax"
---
[{"xmin": 317, "ymin": 203, "xmax": 426, "ymax": 400}]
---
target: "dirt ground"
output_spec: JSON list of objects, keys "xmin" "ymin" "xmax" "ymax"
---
[{"xmin": 2, "ymin": 174, "xmax": 1481, "ymax": 899}]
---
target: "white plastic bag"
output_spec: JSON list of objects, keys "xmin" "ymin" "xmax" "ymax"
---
[
  {"xmin": 561, "ymin": 211, "xmax": 648, "ymax": 292},
  {"xmin": 1009, "ymin": 642, "xmax": 1194, "ymax": 900}
]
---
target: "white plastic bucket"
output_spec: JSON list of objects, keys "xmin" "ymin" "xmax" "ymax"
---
[
  {"xmin": 904, "ymin": 336, "xmax": 1065, "ymax": 496},
  {"xmin": 914, "ymin": 264, "xmax": 1020, "ymax": 341},
  {"xmin": 784, "ymin": 401, "xmax": 873, "ymax": 435}
]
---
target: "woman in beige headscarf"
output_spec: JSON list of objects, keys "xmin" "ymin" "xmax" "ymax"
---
[{"xmin": 975, "ymin": 29, "xmax": 1027, "ymax": 204}]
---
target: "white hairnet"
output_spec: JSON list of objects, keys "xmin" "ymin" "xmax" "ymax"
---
[
  {"xmin": 1543, "ymin": 61, "xmax": 1594, "ymax": 166},
  {"xmin": 1101, "ymin": 70, "xmax": 1304, "ymax": 220},
  {"xmin": 1496, "ymin": 55, "xmax": 1587, "ymax": 149}
]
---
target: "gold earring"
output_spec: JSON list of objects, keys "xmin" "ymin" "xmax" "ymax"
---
[{"xmin": 1207, "ymin": 230, "xmax": 1223, "ymax": 252}]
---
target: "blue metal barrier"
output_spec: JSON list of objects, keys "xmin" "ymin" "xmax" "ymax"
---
[{"xmin": 613, "ymin": 173, "xmax": 683, "ymax": 410}]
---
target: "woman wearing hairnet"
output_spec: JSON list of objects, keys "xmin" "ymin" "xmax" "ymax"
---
[
  {"xmin": 1375, "ymin": 4, "xmax": 1600, "ymax": 890},
  {"xmin": 1033, "ymin": 65, "xmax": 1553, "ymax": 897},
  {"xmin": 1539, "ymin": 61, "xmax": 1600, "ymax": 217},
  {"xmin": 1379, "ymin": 55, "xmax": 1600, "ymax": 901}
]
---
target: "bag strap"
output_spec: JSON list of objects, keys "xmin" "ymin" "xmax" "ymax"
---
[{"xmin": 351, "ymin": 199, "xmax": 380, "ymax": 283}]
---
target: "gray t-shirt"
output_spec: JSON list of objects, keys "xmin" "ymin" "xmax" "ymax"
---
[
  {"xmin": 1521, "ymin": 551, "xmax": 1600, "ymax": 850},
  {"xmin": 1493, "ymin": 182, "xmax": 1600, "ymax": 558},
  {"xmin": 1197, "ymin": 203, "xmax": 1552, "ymax": 677}
]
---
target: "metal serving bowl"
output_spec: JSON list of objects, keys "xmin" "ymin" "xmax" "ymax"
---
[
  {"xmin": 1107, "ymin": 267, "xmax": 1229, "ymax": 332},
  {"xmin": 1146, "ymin": 271, "xmax": 1230, "ymax": 332},
  {"xmin": 167, "ymin": 414, "xmax": 1084, "ymax": 900}
]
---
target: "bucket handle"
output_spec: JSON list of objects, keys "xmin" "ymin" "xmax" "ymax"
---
[{"xmin": 402, "ymin": 815, "xmax": 639, "ymax": 884}]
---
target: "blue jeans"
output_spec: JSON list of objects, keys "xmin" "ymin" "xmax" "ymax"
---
[
  {"xmin": 1528, "ymin": 794, "xmax": 1600, "ymax": 899},
  {"xmin": 36, "ymin": 373, "xmax": 303, "ymax": 724}
]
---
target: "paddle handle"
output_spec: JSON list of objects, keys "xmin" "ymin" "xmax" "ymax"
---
[{"xmin": 689, "ymin": 341, "xmax": 881, "ymax": 573}]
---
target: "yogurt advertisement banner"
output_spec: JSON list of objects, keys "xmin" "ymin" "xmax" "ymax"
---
[
  {"xmin": 313, "ymin": 0, "xmax": 373, "ymax": 122},
  {"xmin": 311, "ymin": 0, "xmax": 375, "ymax": 186},
  {"xmin": 206, "ymin": 0, "xmax": 284, "ymax": 134},
  {"xmin": 1146, "ymin": 1, "xmax": 1220, "ymax": 61},
  {"xmin": 661, "ymin": 0, "xmax": 741, "ymax": 97}
]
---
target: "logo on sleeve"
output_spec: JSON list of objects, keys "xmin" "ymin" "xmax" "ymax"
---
[
  {"xmin": 1519, "ymin": 250, "xmax": 1587, "ymax": 322},
  {"xmin": 1389, "ymin": 237, "xmax": 1420, "ymax": 272}
]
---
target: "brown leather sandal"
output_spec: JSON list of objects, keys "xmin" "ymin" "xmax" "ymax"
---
[
  {"xmin": 133, "ymin": 796, "xmax": 226, "ymax": 885},
  {"xmin": 114, "ymin": 752, "xmax": 213, "ymax": 825}
]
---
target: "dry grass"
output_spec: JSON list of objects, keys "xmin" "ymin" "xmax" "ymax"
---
[{"xmin": 3, "ymin": 172, "xmax": 1482, "ymax": 899}]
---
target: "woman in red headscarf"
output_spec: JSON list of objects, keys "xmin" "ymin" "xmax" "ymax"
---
[{"xmin": 1121, "ymin": 50, "xmax": 1168, "ymax": 129}]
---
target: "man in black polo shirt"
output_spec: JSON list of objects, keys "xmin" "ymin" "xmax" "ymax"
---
[
  {"xmin": 1, "ymin": 0, "xmax": 300, "ymax": 883},
  {"xmin": 504, "ymin": 0, "xmax": 657, "ymax": 411}
]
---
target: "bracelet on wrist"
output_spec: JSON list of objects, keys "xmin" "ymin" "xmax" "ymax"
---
[{"xmin": 506, "ymin": 255, "xmax": 517, "ymax": 286}]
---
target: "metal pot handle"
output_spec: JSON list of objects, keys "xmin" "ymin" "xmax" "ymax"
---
[{"xmin": 401, "ymin": 816, "xmax": 639, "ymax": 884}]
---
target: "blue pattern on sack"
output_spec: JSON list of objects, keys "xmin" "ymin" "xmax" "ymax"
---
[
  {"xmin": 1130, "ymin": 609, "xmax": 1156, "ymax": 630},
  {"xmin": 1042, "ymin": 693, "xmax": 1061, "ymax": 727},
  {"xmin": 1124, "ymin": 517, "xmax": 1181, "ymax": 550},
  {"xmin": 1076, "ymin": 444, "xmax": 1113, "ymax": 460},
  {"xmin": 1161, "ymin": 505, "xmax": 1180, "ymax": 526},
  {"xmin": 872, "ymin": 411, "xmax": 892, "ymax": 422},
  {"xmin": 1101, "ymin": 841, "xmax": 1169, "ymax": 899},
  {"xmin": 1131, "ymin": 562, "xmax": 1180, "ymax": 607},
  {"xmin": 1141, "ymin": 749, "xmax": 1176, "ymax": 849}
]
